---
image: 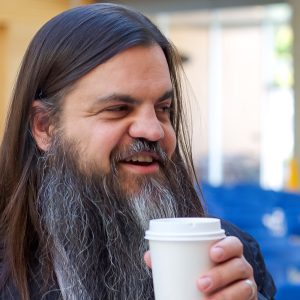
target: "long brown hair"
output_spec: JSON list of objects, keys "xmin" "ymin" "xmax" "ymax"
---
[{"xmin": 0, "ymin": 3, "xmax": 203, "ymax": 299}]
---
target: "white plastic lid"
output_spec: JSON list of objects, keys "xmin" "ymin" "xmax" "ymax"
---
[{"xmin": 145, "ymin": 218, "xmax": 225, "ymax": 241}]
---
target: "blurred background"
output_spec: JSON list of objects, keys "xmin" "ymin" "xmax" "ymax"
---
[{"xmin": 1, "ymin": 0, "xmax": 300, "ymax": 298}]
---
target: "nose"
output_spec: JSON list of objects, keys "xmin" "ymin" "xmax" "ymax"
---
[{"xmin": 128, "ymin": 109, "xmax": 164, "ymax": 142}]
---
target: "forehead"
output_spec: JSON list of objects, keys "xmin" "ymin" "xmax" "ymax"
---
[{"xmin": 68, "ymin": 45, "xmax": 173, "ymax": 100}]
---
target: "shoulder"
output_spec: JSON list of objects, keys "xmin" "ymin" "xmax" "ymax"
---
[
  {"xmin": 220, "ymin": 219, "xmax": 276, "ymax": 300},
  {"xmin": 0, "ymin": 248, "xmax": 61, "ymax": 300}
]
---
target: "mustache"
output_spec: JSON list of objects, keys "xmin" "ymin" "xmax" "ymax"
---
[{"xmin": 111, "ymin": 139, "xmax": 168, "ymax": 165}]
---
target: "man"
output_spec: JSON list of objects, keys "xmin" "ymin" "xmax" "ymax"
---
[{"xmin": 0, "ymin": 3, "xmax": 275, "ymax": 300}]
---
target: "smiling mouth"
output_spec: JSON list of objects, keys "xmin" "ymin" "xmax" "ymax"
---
[{"xmin": 121, "ymin": 153, "xmax": 159, "ymax": 167}]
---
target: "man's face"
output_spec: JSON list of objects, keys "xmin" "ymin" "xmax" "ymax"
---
[{"xmin": 59, "ymin": 45, "xmax": 176, "ymax": 193}]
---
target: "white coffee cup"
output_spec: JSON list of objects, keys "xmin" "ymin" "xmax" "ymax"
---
[{"xmin": 145, "ymin": 217, "xmax": 225, "ymax": 300}]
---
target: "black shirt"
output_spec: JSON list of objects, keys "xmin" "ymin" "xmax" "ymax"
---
[{"xmin": 0, "ymin": 219, "xmax": 276, "ymax": 299}]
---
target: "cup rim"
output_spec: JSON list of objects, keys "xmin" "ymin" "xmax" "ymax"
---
[{"xmin": 145, "ymin": 230, "xmax": 226, "ymax": 241}]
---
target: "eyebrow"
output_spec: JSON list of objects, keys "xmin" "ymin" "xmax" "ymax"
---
[{"xmin": 94, "ymin": 89, "xmax": 174, "ymax": 106}]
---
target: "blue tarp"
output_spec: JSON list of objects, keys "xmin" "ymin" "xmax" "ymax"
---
[{"xmin": 201, "ymin": 183, "xmax": 300, "ymax": 292}]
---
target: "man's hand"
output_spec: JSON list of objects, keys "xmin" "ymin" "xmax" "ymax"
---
[
  {"xmin": 144, "ymin": 236, "xmax": 257, "ymax": 300},
  {"xmin": 196, "ymin": 236, "xmax": 257, "ymax": 300}
]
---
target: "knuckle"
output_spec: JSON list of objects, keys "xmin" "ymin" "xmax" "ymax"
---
[
  {"xmin": 235, "ymin": 238, "xmax": 244, "ymax": 252},
  {"xmin": 232, "ymin": 258, "xmax": 250, "ymax": 278},
  {"xmin": 243, "ymin": 258, "xmax": 254, "ymax": 277},
  {"xmin": 240, "ymin": 264, "xmax": 251, "ymax": 278},
  {"xmin": 227, "ymin": 236, "xmax": 244, "ymax": 253},
  {"xmin": 248, "ymin": 264, "xmax": 254, "ymax": 278},
  {"xmin": 227, "ymin": 235, "xmax": 242, "ymax": 245},
  {"xmin": 243, "ymin": 280, "xmax": 255, "ymax": 298}
]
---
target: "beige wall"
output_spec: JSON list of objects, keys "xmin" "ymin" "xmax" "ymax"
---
[
  {"xmin": 170, "ymin": 27, "xmax": 209, "ymax": 160},
  {"xmin": 168, "ymin": 22, "xmax": 262, "ymax": 160},
  {"xmin": 0, "ymin": 0, "xmax": 92, "ymax": 137},
  {"xmin": 222, "ymin": 26, "xmax": 261, "ymax": 157},
  {"xmin": 289, "ymin": 0, "xmax": 300, "ymax": 169}
]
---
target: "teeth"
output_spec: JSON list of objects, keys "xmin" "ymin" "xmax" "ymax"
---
[
  {"xmin": 125, "ymin": 155, "xmax": 153, "ymax": 163},
  {"xmin": 141, "ymin": 155, "xmax": 153, "ymax": 162}
]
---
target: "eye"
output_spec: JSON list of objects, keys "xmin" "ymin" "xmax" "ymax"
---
[
  {"xmin": 99, "ymin": 105, "xmax": 131, "ymax": 119},
  {"xmin": 156, "ymin": 103, "xmax": 172, "ymax": 114},
  {"xmin": 105, "ymin": 105, "xmax": 130, "ymax": 112},
  {"xmin": 161, "ymin": 106, "xmax": 172, "ymax": 113}
]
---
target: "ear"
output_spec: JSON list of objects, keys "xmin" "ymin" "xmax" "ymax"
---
[{"xmin": 31, "ymin": 101, "xmax": 54, "ymax": 151}]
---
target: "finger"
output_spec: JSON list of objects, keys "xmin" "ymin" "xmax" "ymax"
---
[
  {"xmin": 210, "ymin": 236, "xmax": 244, "ymax": 263},
  {"xmin": 204, "ymin": 279, "xmax": 258, "ymax": 300},
  {"xmin": 197, "ymin": 256, "xmax": 253, "ymax": 293},
  {"xmin": 144, "ymin": 250, "xmax": 152, "ymax": 268}
]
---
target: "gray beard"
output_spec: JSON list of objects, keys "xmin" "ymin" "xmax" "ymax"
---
[{"xmin": 36, "ymin": 138, "xmax": 202, "ymax": 300}]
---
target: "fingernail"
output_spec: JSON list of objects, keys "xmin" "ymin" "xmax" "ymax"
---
[
  {"xmin": 211, "ymin": 246, "xmax": 224, "ymax": 260},
  {"xmin": 197, "ymin": 276, "xmax": 212, "ymax": 291}
]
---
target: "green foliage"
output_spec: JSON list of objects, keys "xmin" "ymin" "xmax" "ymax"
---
[
  {"xmin": 275, "ymin": 25, "xmax": 293, "ymax": 60},
  {"xmin": 273, "ymin": 25, "xmax": 293, "ymax": 88}
]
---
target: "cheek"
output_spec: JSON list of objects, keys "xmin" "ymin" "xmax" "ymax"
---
[
  {"xmin": 164, "ymin": 126, "xmax": 177, "ymax": 158},
  {"xmin": 82, "ymin": 125, "xmax": 124, "ymax": 169}
]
